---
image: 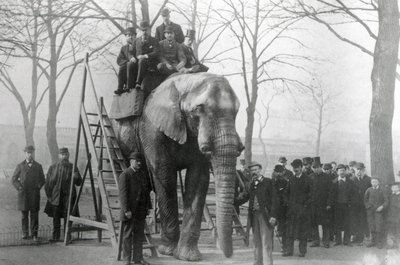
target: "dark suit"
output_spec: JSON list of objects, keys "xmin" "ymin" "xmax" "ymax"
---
[
  {"xmin": 181, "ymin": 45, "xmax": 209, "ymax": 73},
  {"xmin": 328, "ymin": 176, "xmax": 355, "ymax": 245},
  {"xmin": 116, "ymin": 43, "xmax": 137, "ymax": 90},
  {"xmin": 285, "ymin": 173, "xmax": 312, "ymax": 255},
  {"xmin": 158, "ymin": 39, "xmax": 186, "ymax": 75},
  {"xmin": 11, "ymin": 160, "xmax": 45, "ymax": 237},
  {"xmin": 119, "ymin": 167, "xmax": 152, "ymax": 263},
  {"xmin": 310, "ymin": 172, "xmax": 332, "ymax": 245},
  {"xmin": 155, "ymin": 22, "xmax": 184, "ymax": 44},
  {"xmin": 134, "ymin": 36, "xmax": 160, "ymax": 86},
  {"xmin": 245, "ymin": 177, "xmax": 278, "ymax": 265},
  {"xmin": 350, "ymin": 174, "xmax": 371, "ymax": 242},
  {"xmin": 273, "ymin": 173, "xmax": 289, "ymax": 253}
]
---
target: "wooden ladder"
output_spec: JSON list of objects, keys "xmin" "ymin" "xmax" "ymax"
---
[{"xmin": 64, "ymin": 53, "xmax": 157, "ymax": 260}]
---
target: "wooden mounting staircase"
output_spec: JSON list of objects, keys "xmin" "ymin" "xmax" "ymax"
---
[{"xmin": 64, "ymin": 53, "xmax": 157, "ymax": 260}]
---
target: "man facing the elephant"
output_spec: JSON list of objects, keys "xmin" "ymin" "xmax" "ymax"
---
[
  {"xmin": 244, "ymin": 162, "xmax": 278, "ymax": 265},
  {"xmin": 119, "ymin": 152, "xmax": 152, "ymax": 265}
]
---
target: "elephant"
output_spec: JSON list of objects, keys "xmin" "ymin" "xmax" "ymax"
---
[{"xmin": 113, "ymin": 72, "xmax": 243, "ymax": 261}]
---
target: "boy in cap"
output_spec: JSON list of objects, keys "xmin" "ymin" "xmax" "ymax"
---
[
  {"xmin": 364, "ymin": 177, "xmax": 389, "ymax": 248},
  {"xmin": 387, "ymin": 183, "xmax": 400, "ymax": 249},
  {"xmin": 133, "ymin": 21, "xmax": 160, "ymax": 90},
  {"xmin": 119, "ymin": 152, "xmax": 152, "ymax": 265},
  {"xmin": 180, "ymin": 29, "xmax": 209, "ymax": 74},
  {"xmin": 157, "ymin": 26, "xmax": 186, "ymax": 76},
  {"xmin": 115, "ymin": 27, "xmax": 137, "ymax": 95},
  {"xmin": 11, "ymin": 146, "xmax": 45, "ymax": 240},
  {"xmin": 284, "ymin": 159, "xmax": 312, "ymax": 257},
  {"xmin": 155, "ymin": 8, "xmax": 184, "ymax": 43},
  {"xmin": 45, "ymin": 147, "xmax": 82, "ymax": 241},
  {"xmin": 243, "ymin": 162, "xmax": 277, "ymax": 265}
]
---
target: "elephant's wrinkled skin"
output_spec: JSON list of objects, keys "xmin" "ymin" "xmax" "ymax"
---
[{"xmin": 114, "ymin": 72, "xmax": 243, "ymax": 261}]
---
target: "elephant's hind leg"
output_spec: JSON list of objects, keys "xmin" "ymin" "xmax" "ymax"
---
[{"xmin": 174, "ymin": 160, "xmax": 210, "ymax": 261}]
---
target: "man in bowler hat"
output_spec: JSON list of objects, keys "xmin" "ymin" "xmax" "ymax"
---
[
  {"xmin": 244, "ymin": 162, "xmax": 278, "ymax": 265},
  {"xmin": 115, "ymin": 27, "xmax": 138, "ymax": 95},
  {"xmin": 119, "ymin": 152, "xmax": 152, "ymax": 265},
  {"xmin": 284, "ymin": 159, "xmax": 312, "ymax": 257},
  {"xmin": 12, "ymin": 145, "xmax": 45, "ymax": 240},
  {"xmin": 157, "ymin": 26, "xmax": 186, "ymax": 75},
  {"xmin": 155, "ymin": 8, "xmax": 184, "ymax": 44},
  {"xmin": 180, "ymin": 29, "xmax": 209, "ymax": 73}
]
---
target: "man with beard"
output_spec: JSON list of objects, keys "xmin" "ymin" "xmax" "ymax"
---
[
  {"xmin": 350, "ymin": 162, "xmax": 371, "ymax": 245},
  {"xmin": 45, "ymin": 147, "xmax": 82, "ymax": 241},
  {"xmin": 246, "ymin": 162, "xmax": 278, "ymax": 265},
  {"xmin": 327, "ymin": 164, "xmax": 355, "ymax": 246},
  {"xmin": 309, "ymin": 157, "xmax": 332, "ymax": 248},
  {"xmin": 12, "ymin": 145, "xmax": 45, "ymax": 241},
  {"xmin": 272, "ymin": 164, "xmax": 289, "ymax": 254},
  {"xmin": 284, "ymin": 159, "xmax": 312, "ymax": 257}
]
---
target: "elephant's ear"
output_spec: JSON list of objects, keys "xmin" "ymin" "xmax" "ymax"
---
[{"xmin": 144, "ymin": 81, "xmax": 187, "ymax": 144}]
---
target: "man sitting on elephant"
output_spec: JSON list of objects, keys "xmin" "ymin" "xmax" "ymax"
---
[
  {"xmin": 180, "ymin": 29, "xmax": 209, "ymax": 74},
  {"xmin": 157, "ymin": 26, "xmax": 186, "ymax": 76}
]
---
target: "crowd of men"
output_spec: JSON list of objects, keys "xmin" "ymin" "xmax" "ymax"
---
[
  {"xmin": 235, "ymin": 156, "xmax": 400, "ymax": 265},
  {"xmin": 115, "ymin": 7, "xmax": 208, "ymax": 95}
]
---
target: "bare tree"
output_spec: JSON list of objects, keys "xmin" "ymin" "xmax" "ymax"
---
[
  {"xmin": 217, "ymin": 0, "xmax": 311, "ymax": 164},
  {"xmin": 277, "ymin": 0, "xmax": 399, "ymax": 184}
]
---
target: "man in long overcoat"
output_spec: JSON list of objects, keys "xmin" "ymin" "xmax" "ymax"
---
[
  {"xmin": 310, "ymin": 157, "xmax": 332, "ymax": 248},
  {"xmin": 284, "ymin": 159, "xmax": 312, "ymax": 257},
  {"xmin": 11, "ymin": 145, "xmax": 45, "ymax": 240},
  {"xmin": 45, "ymin": 147, "xmax": 82, "ymax": 241},
  {"xmin": 119, "ymin": 152, "xmax": 152, "ymax": 265},
  {"xmin": 244, "ymin": 162, "xmax": 278, "ymax": 265},
  {"xmin": 350, "ymin": 162, "xmax": 371, "ymax": 244},
  {"xmin": 327, "ymin": 164, "xmax": 355, "ymax": 246}
]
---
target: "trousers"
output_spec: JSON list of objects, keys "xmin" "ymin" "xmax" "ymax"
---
[
  {"xmin": 252, "ymin": 211, "xmax": 274, "ymax": 265},
  {"xmin": 21, "ymin": 210, "xmax": 38, "ymax": 237},
  {"xmin": 122, "ymin": 206, "xmax": 147, "ymax": 262}
]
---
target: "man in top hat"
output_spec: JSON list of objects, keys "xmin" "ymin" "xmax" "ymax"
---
[
  {"xmin": 11, "ymin": 145, "xmax": 45, "ymax": 240},
  {"xmin": 157, "ymin": 26, "xmax": 186, "ymax": 76},
  {"xmin": 284, "ymin": 159, "xmax": 312, "ymax": 257},
  {"xmin": 155, "ymin": 8, "xmax": 184, "ymax": 44},
  {"xmin": 309, "ymin": 157, "xmax": 332, "ymax": 248},
  {"xmin": 302, "ymin": 157, "xmax": 313, "ymax": 177},
  {"xmin": 244, "ymin": 161, "xmax": 278, "ymax": 265},
  {"xmin": 45, "ymin": 147, "xmax": 82, "ymax": 241},
  {"xmin": 133, "ymin": 21, "xmax": 160, "ymax": 90},
  {"xmin": 179, "ymin": 29, "xmax": 209, "ymax": 74},
  {"xmin": 119, "ymin": 152, "xmax": 152, "ymax": 265},
  {"xmin": 350, "ymin": 162, "xmax": 371, "ymax": 244},
  {"xmin": 327, "ymin": 164, "xmax": 356, "ymax": 246},
  {"xmin": 115, "ymin": 27, "xmax": 138, "ymax": 95},
  {"xmin": 272, "ymin": 164, "xmax": 289, "ymax": 254}
]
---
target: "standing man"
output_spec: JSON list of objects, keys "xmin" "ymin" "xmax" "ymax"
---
[
  {"xmin": 119, "ymin": 152, "xmax": 152, "ymax": 265},
  {"xmin": 327, "ymin": 164, "xmax": 355, "ymax": 246},
  {"xmin": 133, "ymin": 21, "xmax": 160, "ymax": 90},
  {"xmin": 302, "ymin": 157, "xmax": 313, "ymax": 177},
  {"xmin": 350, "ymin": 162, "xmax": 371, "ymax": 245},
  {"xmin": 180, "ymin": 29, "xmax": 209, "ymax": 74},
  {"xmin": 272, "ymin": 165, "xmax": 289, "ymax": 254},
  {"xmin": 309, "ymin": 157, "xmax": 332, "ymax": 248},
  {"xmin": 278, "ymin": 156, "xmax": 294, "ymax": 180},
  {"xmin": 45, "ymin": 147, "xmax": 82, "ymax": 241},
  {"xmin": 348, "ymin": 161, "xmax": 357, "ymax": 178},
  {"xmin": 155, "ymin": 8, "xmax": 184, "ymax": 44},
  {"xmin": 245, "ymin": 162, "xmax": 278, "ymax": 265},
  {"xmin": 157, "ymin": 26, "xmax": 186, "ymax": 76},
  {"xmin": 12, "ymin": 145, "xmax": 45, "ymax": 241},
  {"xmin": 115, "ymin": 27, "xmax": 137, "ymax": 95},
  {"xmin": 284, "ymin": 159, "xmax": 312, "ymax": 257}
]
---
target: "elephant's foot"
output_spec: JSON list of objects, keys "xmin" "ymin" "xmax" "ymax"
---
[
  {"xmin": 158, "ymin": 244, "xmax": 176, "ymax": 256},
  {"xmin": 173, "ymin": 244, "xmax": 201, "ymax": 261}
]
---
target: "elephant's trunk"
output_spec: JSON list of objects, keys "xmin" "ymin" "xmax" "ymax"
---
[{"xmin": 210, "ymin": 123, "xmax": 239, "ymax": 258}]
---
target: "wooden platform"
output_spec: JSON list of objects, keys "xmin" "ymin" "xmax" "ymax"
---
[{"xmin": 109, "ymin": 89, "xmax": 144, "ymax": 119}]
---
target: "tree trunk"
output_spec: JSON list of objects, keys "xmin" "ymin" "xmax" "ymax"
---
[
  {"xmin": 316, "ymin": 105, "xmax": 323, "ymax": 156},
  {"xmin": 139, "ymin": 0, "xmax": 150, "ymax": 23},
  {"xmin": 369, "ymin": 0, "xmax": 399, "ymax": 184},
  {"xmin": 131, "ymin": 0, "xmax": 137, "ymax": 27},
  {"xmin": 244, "ymin": 106, "xmax": 255, "ymax": 165}
]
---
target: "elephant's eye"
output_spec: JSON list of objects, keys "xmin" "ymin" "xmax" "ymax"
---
[{"xmin": 193, "ymin": 104, "xmax": 204, "ymax": 114}]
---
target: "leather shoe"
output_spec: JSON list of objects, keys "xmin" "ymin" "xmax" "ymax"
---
[
  {"xmin": 282, "ymin": 252, "xmax": 293, "ymax": 257},
  {"xmin": 135, "ymin": 83, "xmax": 142, "ymax": 90},
  {"xmin": 133, "ymin": 260, "xmax": 150, "ymax": 265},
  {"xmin": 299, "ymin": 253, "xmax": 306, "ymax": 257},
  {"xmin": 114, "ymin": 89, "xmax": 123, "ymax": 95}
]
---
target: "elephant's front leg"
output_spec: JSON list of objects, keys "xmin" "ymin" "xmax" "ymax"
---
[
  {"xmin": 174, "ymin": 160, "xmax": 210, "ymax": 261},
  {"xmin": 153, "ymin": 165, "xmax": 180, "ymax": 256}
]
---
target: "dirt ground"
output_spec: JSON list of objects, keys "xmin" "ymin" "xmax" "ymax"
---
[{"xmin": 1, "ymin": 178, "xmax": 399, "ymax": 265}]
